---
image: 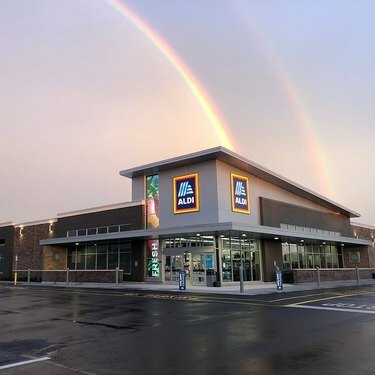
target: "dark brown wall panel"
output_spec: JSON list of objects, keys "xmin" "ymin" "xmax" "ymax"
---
[
  {"xmin": 56, "ymin": 205, "xmax": 144, "ymax": 237},
  {"xmin": 260, "ymin": 197, "xmax": 352, "ymax": 236},
  {"xmin": 0, "ymin": 225, "xmax": 15, "ymax": 280}
]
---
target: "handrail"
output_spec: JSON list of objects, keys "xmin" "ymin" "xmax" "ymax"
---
[
  {"xmin": 12, "ymin": 268, "xmax": 123, "ymax": 286},
  {"xmin": 15, "ymin": 269, "xmax": 123, "ymax": 272}
]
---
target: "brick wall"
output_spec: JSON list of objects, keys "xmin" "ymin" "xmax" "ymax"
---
[
  {"xmin": 13, "ymin": 223, "xmax": 56, "ymax": 271},
  {"xmin": 43, "ymin": 246, "xmax": 67, "ymax": 270},
  {"xmin": 351, "ymin": 224, "xmax": 375, "ymax": 267},
  {"xmin": 342, "ymin": 246, "xmax": 370, "ymax": 268}
]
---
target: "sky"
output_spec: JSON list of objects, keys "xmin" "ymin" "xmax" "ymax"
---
[{"xmin": 1, "ymin": 0, "xmax": 374, "ymax": 226}]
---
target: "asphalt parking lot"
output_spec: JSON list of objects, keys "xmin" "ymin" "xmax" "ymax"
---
[{"xmin": 1, "ymin": 284, "xmax": 375, "ymax": 374}]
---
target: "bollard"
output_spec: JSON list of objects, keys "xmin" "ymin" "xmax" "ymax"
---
[
  {"xmin": 239, "ymin": 265, "xmax": 245, "ymax": 293},
  {"xmin": 27, "ymin": 269, "xmax": 31, "ymax": 286},
  {"xmin": 14, "ymin": 254, "xmax": 18, "ymax": 286},
  {"xmin": 115, "ymin": 267, "xmax": 119, "ymax": 287},
  {"xmin": 355, "ymin": 266, "xmax": 360, "ymax": 286},
  {"xmin": 66, "ymin": 268, "xmax": 69, "ymax": 285},
  {"xmin": 316, "ymin": 266, "xmax": 320, "ymax": 288}
]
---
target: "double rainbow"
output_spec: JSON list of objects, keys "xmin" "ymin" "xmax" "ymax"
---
[
  {"xmin": 105, "ymin": 0, "xmax": 335, "ymax": 199},
  {"xmin": 105, "ymin": 0, "xmax": 235, "ymax": 151}
]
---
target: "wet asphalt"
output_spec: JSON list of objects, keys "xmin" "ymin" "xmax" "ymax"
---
[{"xmin": 1, "ymin": 284, "xmax": 375, "ymax": 374}]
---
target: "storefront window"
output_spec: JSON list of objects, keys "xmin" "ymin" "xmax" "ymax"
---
[
  {"xmin": 67, "ymin": 241, "xmax": 132, "ymax": 272},
  {"xmin": 282, "ymin": 242, "xmax": 342, "ymax": 269},
  {"xmin": 220, "ymin": 236, "xmax": 262, "ymax": 282},
  {"xmin": 222, "ymin": 249, "xmax": 232, "ymax": 281}
]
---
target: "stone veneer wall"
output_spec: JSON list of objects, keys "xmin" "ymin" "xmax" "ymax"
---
[
  {"xmin": 42, "ymin": 270, "xmax": 123, "ymax": 283},
  {"xmin": 291, "ymin": 268, "xmax": 375, "ymax": 283}
]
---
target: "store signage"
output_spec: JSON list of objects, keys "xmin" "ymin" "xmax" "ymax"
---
[
  {"xmin": 173, "ymin": 173, "xmax": 200, "ymax": 214},
  {"xmin": 147, "ymin": 239, "xmax": 160, "ymax": 277},
  {"xmin": 231, "ymin": 173, "xmax": 250, "ymax": 214},
  {"xmin": 146, "ymin": 174, "xmax": 159, "ymax": 229}
]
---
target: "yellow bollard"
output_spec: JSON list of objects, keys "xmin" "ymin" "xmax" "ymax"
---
[{"xmin": 14, "ymin": 272, "xmax": 17, "ymax": 286}]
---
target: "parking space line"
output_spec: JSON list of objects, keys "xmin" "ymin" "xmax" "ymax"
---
[
  {"xmin": 292, "ymin": 305, "xmax": 375, "ymax": 315},
  {"xmin": 0, "ymin": 357, "xmax": 50, "ymax": 370},
  {"xmin": 270, "ymin": 292, "xmax": 336, "ymax": 303},
  {"xmin": 285, "ymin": 291, "xmax": 375, "ymax": 307}
]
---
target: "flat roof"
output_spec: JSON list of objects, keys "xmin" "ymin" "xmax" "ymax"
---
[
  {"xmin": 120, "ymin": 146, "xmax": 360, "ymax": 218},
  {"xmin": 57, "ymin": 201, "xmax": 144, "ymax": 218}
]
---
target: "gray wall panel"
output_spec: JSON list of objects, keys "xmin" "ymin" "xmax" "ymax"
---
[{"xmin": 159, "ymin": 160, "xmax": 219, "ymax": 228}]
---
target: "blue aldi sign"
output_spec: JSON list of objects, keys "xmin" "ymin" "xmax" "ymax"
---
[
  {"xmin": 231, "ymin": 173, "xmax": 250, "ymax": 214},
  {"xmin": 173, "ymin": 173, "xmax": 200, "ymax": 214}
]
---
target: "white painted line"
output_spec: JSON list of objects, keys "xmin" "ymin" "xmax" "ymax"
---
[
  {"xmin": 292, "ymin": 305, "xmax": 375, "ymax": 315},
  {"xmin": 0, "ymin": 356, "xmax": 51, "ymax": 370}
]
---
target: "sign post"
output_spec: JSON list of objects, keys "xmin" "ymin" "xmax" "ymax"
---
[
  {"xmin": 275, "ymin": 266, "xmax": 283, "ymax": 291},
  {"xmin": 179, "ymin": 270, "xmax": 186, "ymax": 291}
]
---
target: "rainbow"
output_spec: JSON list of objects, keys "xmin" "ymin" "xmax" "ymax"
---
[
  {"xmin": 237, "ymin": 8, "xmax": 335, "ymax": 199},
  {"xmin": 104, "ymin": 0, "xmax": 235, "ymax": 151}
]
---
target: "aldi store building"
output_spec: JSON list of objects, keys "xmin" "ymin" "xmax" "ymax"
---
[{"xmin": 1, "ymin": 147, "xmax": 374, "ymax": 285}]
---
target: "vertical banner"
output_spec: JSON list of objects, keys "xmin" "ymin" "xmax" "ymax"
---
[
  {"xmin": 173, "ymin": 173, "xmax": 200, "ymax": 214},
  {"xmin": 179, "ymin": 270, "xmax": 186, "ymax": 290},
  {"xmin": 276, "ymin": 269, "xmax": 283, "ymax": 290},
  {"xmin": 146, "ymin": 174, "xmax": 160, "ymax": 229},
  {"xmin": 231, "ymin": 173, "xmax": 250, "ymax": 214},
  {"xmin": 147, "ymin": 239, "xmax": 160, "ymax": 278}
]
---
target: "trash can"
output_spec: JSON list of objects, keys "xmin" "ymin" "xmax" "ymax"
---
[
  {"xmin": 282, "ymin": 270, "xmax": 294, "ymax": 284},
  {"xmin": 206, "ymin": 269, "xmax": 216, "ymax": 287}
]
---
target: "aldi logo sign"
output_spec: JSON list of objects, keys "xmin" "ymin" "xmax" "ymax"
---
[
  {"xmin": 173, "ymin": 173, "xmax": 200, "ymax": 214},
  {"xmin": 231, "ymin": 173, "xmax": 250, "ymax": 214}
]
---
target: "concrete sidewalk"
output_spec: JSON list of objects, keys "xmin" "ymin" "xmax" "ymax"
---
[{"xmin": 4, "ymin": 278, "xmax": 374, "ymax": 296}]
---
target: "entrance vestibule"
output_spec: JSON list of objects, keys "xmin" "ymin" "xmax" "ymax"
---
[{"xmin": 164, "ymin": 251, "xmax": 215, "ymax": 285}]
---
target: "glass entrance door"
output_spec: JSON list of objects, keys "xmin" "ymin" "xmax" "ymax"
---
[
  {"xmin": 164, "ymin": 253, "xmax": 191, "ymax": 283},
  {"xmin": 164, "ymin": 252, "xmax": 208, "ymax": 285},
  {"xmin": 191, "ymin": 253, "xmax": 205, "ymax": 285}
]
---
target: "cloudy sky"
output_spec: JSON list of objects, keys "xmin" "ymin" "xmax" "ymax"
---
[{"xmin": 1, "ymin": 0, "xmax": 374, "ymax": 225}]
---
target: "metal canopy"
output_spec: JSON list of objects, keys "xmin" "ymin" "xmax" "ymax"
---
[{"xmin": 40, "ymin": 222, "xmax": 370, "ymax": 247}]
